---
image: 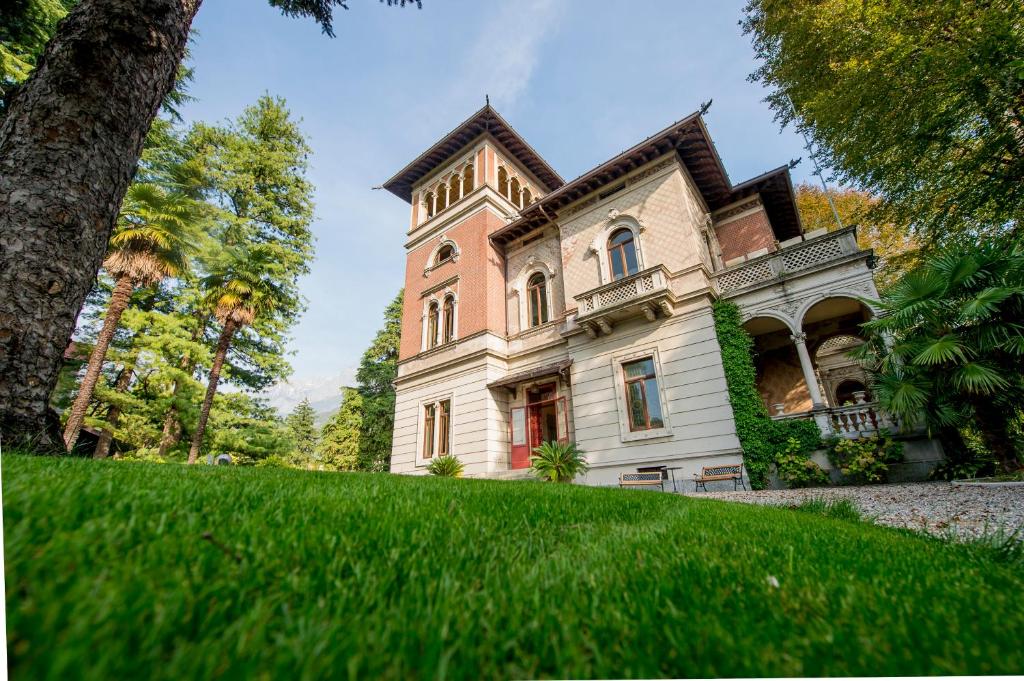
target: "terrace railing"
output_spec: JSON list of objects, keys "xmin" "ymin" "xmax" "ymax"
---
[{"xmin": 716, "ymin": 227, "xmax": 861, "ymax": 293}]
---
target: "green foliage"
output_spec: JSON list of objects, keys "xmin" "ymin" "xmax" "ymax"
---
[
  {"xmin": 317, "ymin": 388, "xmax": 363, "ymax": 471},
  {"xmin": 5, "ymin": 455, "xmax": 1024, "ymax": 678},
  {"xmin": 713, "ymin": 301, "xmax": 821, "ymax": 489},
  {"xmin": 318, "ymin": 288, "xmax": 401, "ymax": 473},
  {"xmin": 795, "ymin": 183, "xmax": 920, "ymax": 290},
  {"xmin": 0, "ymin": 0, "xmax": 74, "ymax": 112},
  {"xmin": 775, "ymin": 437, "xmax": 829, "ymax": 488},
  {"xmin": 854, "ymin": 240, "xmax": 1024, "ymax": 470},
  {"xmin": 353, "ymin": 290, "xmax": 403, "ymax": 471},
  {"xmin": 427, "ymin": 454, "xmax": 464, "ymax": 478},
  {"xmin": 826, "ymin": 433, "xmax": 904, "ymax": 485},
  {"xmin": 206, "ymin": 392, "xmax": 295, "ymax": 465},
  {"xmin": 529, "ymin": 441, "xmax": 588, "ymax": 483},
  {"xmin": 743, "ymin": 0, "xmax": 1024, "ymax": 246},
  {"xmin": 285, "ymin": 397, "xmax": 318, "ymax": 461}
]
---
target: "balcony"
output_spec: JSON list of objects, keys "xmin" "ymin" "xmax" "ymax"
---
[
  {"xmin": 715, "ymin": 227, "xmax": 862, "ymax": 294},
  {"xmin": 573, "ymin": 265, "xmax": 672, "ymax": 338},
  {"xmin": 773, "ymin": 401, "xmax": 907, "ymax": 440}
]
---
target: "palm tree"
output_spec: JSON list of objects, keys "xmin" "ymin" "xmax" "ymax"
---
[
  {"xmin": 63, "ymin": 183, "xmax": 202, "ymax": 450},
  {"xmin": 186, "ymin": 246, "xmax": 287, "ymax": 465},
  {"xmin": 855, "ymin": 241, "xmax": 1024, "ymax": 471}
]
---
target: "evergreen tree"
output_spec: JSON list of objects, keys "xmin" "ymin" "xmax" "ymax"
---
[
  {"xmin": 318, "ymin": 387, "xmax": 363, "ymax": 471},
  {"xmin": 286, "ymin": 397, "xmax": 319, "ymax": 463},
  {"xmin": 355, "ymin": 291, "xmax": 402, "ymax": 471},
  {"xmin": 743, "ymin": 0, "xmax": 1024, "ymax": 246},
  {"xmin": 0, "ymin": 0, "xmax": 417, "ymax": 449}
]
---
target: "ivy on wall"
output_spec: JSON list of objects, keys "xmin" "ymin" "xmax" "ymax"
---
[{"xmin": 712, "ymin": 301, "xmax": 821, "ymax": 489}]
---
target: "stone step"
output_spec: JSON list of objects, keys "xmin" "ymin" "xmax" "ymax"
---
[{"xmin": 477, "ymin": 468, "xmax": 536, "ymax": 481}]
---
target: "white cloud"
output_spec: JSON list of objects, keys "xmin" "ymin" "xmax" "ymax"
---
[{"xmin": 454, "ymin": 0, "xmax": 566, "ymax": 112}]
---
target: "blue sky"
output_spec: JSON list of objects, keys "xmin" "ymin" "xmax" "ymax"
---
[{"xmin": 180, "ymin": 0, "xmax": 818, "ymax": 409}]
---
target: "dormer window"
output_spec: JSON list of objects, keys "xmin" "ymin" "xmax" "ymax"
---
[
  {"xmin": 608, "ymin": 228, "xmax": 639, "ymax": 280},
  {"xmin": 436, "ymin": 244, "xmax": 454, "ymax": 265}
]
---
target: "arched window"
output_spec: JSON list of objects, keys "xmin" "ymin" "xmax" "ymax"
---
[
  {"xmin": 607, "ymin": 228, "xmax": 639, "ymax": 280},
  {"xmin": 436, "ymin": 244, "xmax": 454, "ymax": 264},
  {"xmin": 497, "ymin": 167, "xmax": 509, "ymax": 198},
  {"xmin": 436, "ymin": 182, "xmax": 448, "ymax": 213},
  {"xmin": 442, "ymin": 295, "xmax": 455, "ymax": 343},
  {"xmin": 424, "ymin": 192, "xmax": 435, "ymax": 219},
  {"xmin": 510, "ymin": 177, "xmax": 522, "ymax": 207},
  {"xmin": 427, "ymin": 301, "xmax": 440, "ymax": 349},
  {"xmin": 527, "ymin": 273, "xmax": 548, "ymax": 327},
  {"xmin": 462, "ymin": 165, "xmax": 474, "ymax": 196},
  {"xmin": 522, "ymin": 187, "xmax": 532, "ymax": 207},
  {"xmin": 449, "ymin": 175, "xmax": 461, "ymax": 204}
]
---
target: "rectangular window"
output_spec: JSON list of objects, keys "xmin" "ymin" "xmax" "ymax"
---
[
  {"xmin": 438, "ymin": 400, "xmax": 451, "ymax": 456},
  {"xmin": 423, "ymin": 404, "xmax": 436, "ymax": 458},
  {"xmin": 622, "ymin": 357, "xmax": 664, "ymax": 431}
]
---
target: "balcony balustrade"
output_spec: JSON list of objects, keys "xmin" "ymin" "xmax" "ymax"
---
[
  {"xmin": 773, "ymin": 401, "xmax": 906, "ymax": 440},
  {"xmin": 573, "ymin": 265, "xmax": 672, "ymax": 338},
  {"xmin": 716, "ymin": 227, "xmax": 862, "ymax": 294}
]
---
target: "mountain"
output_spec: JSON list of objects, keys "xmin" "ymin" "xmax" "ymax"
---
[{"xmin": 259, "ymin": 371, "xmax": 355, "ymax": 424}]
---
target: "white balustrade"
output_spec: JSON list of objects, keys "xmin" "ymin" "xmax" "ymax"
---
[{"xmin": 716, "ymin": 227, "xmax": 860, "ymax": 293}]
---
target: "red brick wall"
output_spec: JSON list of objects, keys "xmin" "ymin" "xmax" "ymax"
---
[
  {"xmin": 715, "ymin": 208, "xmax": 776, "ymax": 262},
  {"xmin": 399, "ymin": 209, "xmax": 509, "ymax": 360}
]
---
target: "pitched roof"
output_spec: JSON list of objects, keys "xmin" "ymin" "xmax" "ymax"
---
[
  {"xmin": 382, "ymin": 105, "xmax": 564, "ymax": 203},
  {"xmin": 489, "ymin": 113, "xmax": 803, "ymax": 245}
]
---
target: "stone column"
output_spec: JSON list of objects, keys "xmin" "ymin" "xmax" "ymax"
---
[{"xmin": 791, "ymin": 332, "xmax": 825, "ymax": 408}]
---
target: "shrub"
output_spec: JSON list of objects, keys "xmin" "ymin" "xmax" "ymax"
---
[
  {"xmin": 427, "ymin": 454, "xmax": 464, "ymax": 478},
  {"xmin": 827, "ymin": 431, "xmax": 904, "ymax": 484},
  {"xmin": 530, "ymin": 441, "xmax": 588, "ymax": 483},
  {"xmin": 775, "ymin": 437, "xmax": 830, "ymax": 488},
  {"xmin": 713, "ymin": 302, "xmax": 822, "ymax": 489}
]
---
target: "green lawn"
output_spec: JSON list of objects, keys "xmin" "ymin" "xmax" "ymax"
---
[{"xmin": 4, "ymin": 455, "xmax": 1022, "ymax": 679}]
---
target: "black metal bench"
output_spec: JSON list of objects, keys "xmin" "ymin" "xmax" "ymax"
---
[
  {"xmin": 693, "ymin": 464, "xmax": 746, "ymax": 492},
  {"xmin": 619, "ymin": 471, "xmax": 664, "ymax": 491}
]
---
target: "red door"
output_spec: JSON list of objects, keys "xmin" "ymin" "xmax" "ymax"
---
[{"xmin": 510, "ymin": 406, "xmax": 529, "ymax": 469}]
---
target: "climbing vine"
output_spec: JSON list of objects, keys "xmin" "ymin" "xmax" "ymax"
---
[{"xmin": 712, "ymin": 301, "xmax": 821, "ymax": 489}]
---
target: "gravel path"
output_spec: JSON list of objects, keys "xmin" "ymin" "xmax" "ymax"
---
[{"xmin": 686, "ymin": 482, "xmax": 1024, "ymax": 541}]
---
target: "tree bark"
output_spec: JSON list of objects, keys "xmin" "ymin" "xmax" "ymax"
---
[
  {"xmin": 93, "ymin": 348, "xmax": 137, "ymax": 459},
  {"xmin": 187, "ymin": 320, "xmax": 235, "ymax": 465},
  {"xmin": 0, "ymin": 0, "xmax": 202, "ymax": 450},
  {"xmin": 63, "ymin": 274, "xmax": 134, "ymax": 450}
]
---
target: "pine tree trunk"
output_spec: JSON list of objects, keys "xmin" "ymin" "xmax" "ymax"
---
[
  {"xmin": 93, "ymin": 349, "xmax": 137, "ymax": 459},
  {"xmin": 157, "ymin": 405, "xmax": 181, "ymax": 458},
  {"xmin": 187, "ymin": 320, "xmax": 235, "ymax": 465},
  {"xmin": 63, "ymin": 274, "xmax": 134, "ymax": 451},
  {"xmin": 0, "ymin": 0, "xmax": 202, "ymax": 450}
]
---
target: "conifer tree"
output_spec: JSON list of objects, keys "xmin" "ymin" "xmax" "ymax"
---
[
  {"xmin": 318, "ymin": 387, "xmax": 363, "ymax": 471},
  {"xmin": 286, "ymin": 397, "xmax": 319, "ymax": 463}
]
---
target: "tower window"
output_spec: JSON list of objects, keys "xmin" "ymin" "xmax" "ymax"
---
[
  {"xmin": 497, "ymin": 166, "xmax": 509, "ymax": 199},
  {"xmin": 462, "ymin": 165, "xmax": 474, "ymax": 196},
  {"xmin": 436, "ymin": 244, "xmax": 454, "ymax": 264},
  {"xmin": 442, "ymin": 295, "xmax": 455, "ymax": 344},
  {"xmin": 427, "ymin": 301, "xmax": 440, "ymax": 349},
  {"xmin": 510, "ymin": 177, "xmax": 522, "ymax": 208}
]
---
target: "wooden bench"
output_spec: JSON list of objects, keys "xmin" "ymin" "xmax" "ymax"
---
[
  {"xmin": 618, "ymin": 471, "xmax": 664, "ymax": 491},
  {"xmin": 693, "ymin": 464, "xmax": 746, "ymax": 492}
]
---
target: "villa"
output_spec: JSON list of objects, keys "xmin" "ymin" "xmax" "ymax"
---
[{"xmin": 382, "ymin": 105, "xmax": 911, "ymax": 485}]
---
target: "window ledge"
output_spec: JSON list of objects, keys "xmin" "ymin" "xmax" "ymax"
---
[{"xmin": 621, "ymin": 426, "xmax": 673, "ymax": 443}]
